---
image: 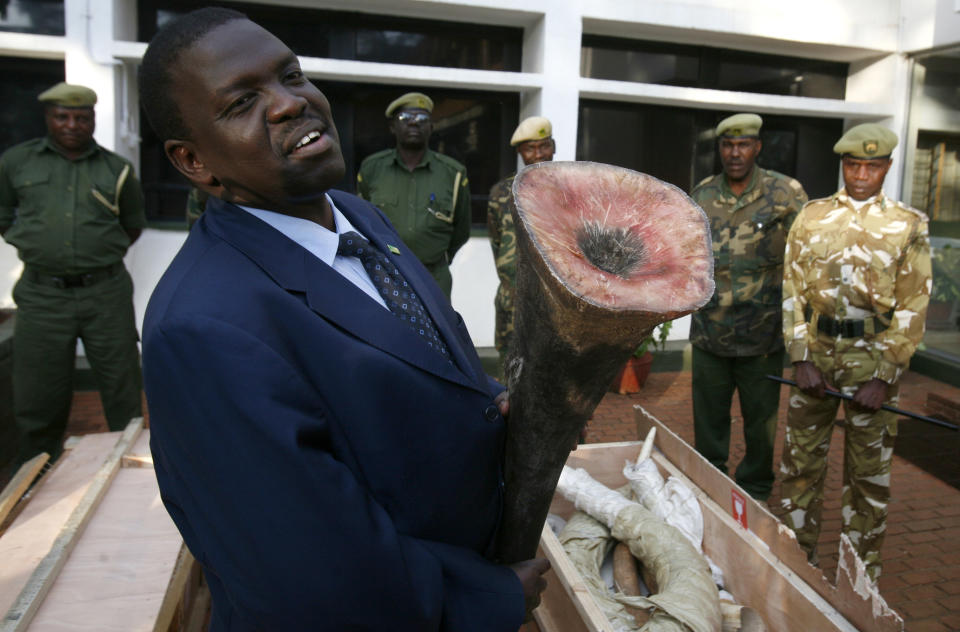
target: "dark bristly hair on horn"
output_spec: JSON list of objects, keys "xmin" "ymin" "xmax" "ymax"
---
[{"xmin": 575, "ymin": 221, "xmax": 647, "ymax": 278}]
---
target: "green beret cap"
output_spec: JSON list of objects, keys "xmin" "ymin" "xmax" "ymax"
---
[
  {"xmin": 716, "ymin": 113, "xmax": 762, "ymax": 138},
  {"xmin": 385, "ymin": 92, "xmax": 434, "ymax": 117},
  {"xmin": 833, "ymin": 123, "xmax": 897, "ymax": 158},
  {"xmin": 37, "ymin": 82, "xmax": 97, "ymax": 108},
  {"xmin": 510, "ymin": 116, "xmax": 552, "ymax": 146}
]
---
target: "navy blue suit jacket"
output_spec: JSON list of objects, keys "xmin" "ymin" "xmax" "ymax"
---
[{"xmin": 142, "ymin": 192, "xmax": 524, "ymax": 631}]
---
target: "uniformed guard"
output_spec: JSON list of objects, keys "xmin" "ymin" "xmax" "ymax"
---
[
  {"xmin": 487, "ymin": 116, "xmax": 555, "ymax": 372},
  {"xmin": 689, "ymin": 113, "xmax": 808, "ymax": 501},
  {"xmin": 356, "ymin": 92, "xmax": 471, "ymax": 298},
  {"xmin": 0, "ymin": 82, "xmax": 146, "ymax": 463},
  {"xmin": 780, "ymin": 123, "xmax": 932, "ymax": 583}
]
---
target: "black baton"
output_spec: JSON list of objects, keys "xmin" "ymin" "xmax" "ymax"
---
[{"xmin": 766, "ymin": 375, "xmax": 959, "ymax": 431}]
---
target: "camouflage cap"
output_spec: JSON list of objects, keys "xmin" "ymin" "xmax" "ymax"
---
[
  {"xmin": 716, "ymin": 113, "xmax": 762, "ymax": 138},
  {"xmin": 833, "ymin": 123, "xmax": 897, "ymax": 159},
  {"xmin": 385, "ymin": 92, "xmax": 434, "ymax": 117},
  {"xmin": 37, "ymin": 82, "xmax": 97, "ymax": 108},
  {"xmin": 510, "ymin": 116, "xmax": 552, "ymax": 146}
]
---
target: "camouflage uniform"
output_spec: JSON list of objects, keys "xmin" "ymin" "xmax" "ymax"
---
[
  {"xmin": 186, "ymin": 188, "xmax": 209, "ymax": 228},
  {"xmin": 780, "ymin": 189, "xmax": 931, "ymax": 582},
  {"xmin": 690, "ymin": 167, "xmax": 807, "ymax": 499},
  {"xmin": 486, "ymin": 174, "xmax": 517, "ymax": 366}
]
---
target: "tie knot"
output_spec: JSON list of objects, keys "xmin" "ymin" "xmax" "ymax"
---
[{"xmin": 337, "ymin": 231, "xmax": 370, "ymax": 258}]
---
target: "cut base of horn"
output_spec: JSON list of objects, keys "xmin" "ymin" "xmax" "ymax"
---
[{"xmin": 494, "ymin": 161, "xmax": 714, "ymax": 563}]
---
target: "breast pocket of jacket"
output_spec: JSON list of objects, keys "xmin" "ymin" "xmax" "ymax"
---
[
  {"xmin": 743, "ymin": 210, "xmax": 787, "ymax": 265},
  {"xmin": 370, "ymin": 191, "xmax": 398, "ymax": 217},
  {"xmin": 423, "ymin": 189, "xmax": 455, "ymax": 233},
  {"xmin": 11, "ymin": 170, "xmax": 51, "ymax": 207}
]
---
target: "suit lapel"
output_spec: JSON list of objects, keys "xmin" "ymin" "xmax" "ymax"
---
[
  {"xmin": 329, "ymin": 190, "xmax": 487, "ymax": 386},
  {"xmin": 203, "ymin": 196, "xmax": 485, "ymax": 393}
]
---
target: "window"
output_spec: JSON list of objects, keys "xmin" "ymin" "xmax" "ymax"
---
[
  {"xmin": 577, "ymin": 100, "xmax": 842, "ymax": 199},
  {"xmin": 906, "ymin": 48, "xmax": 960, "ymax": 362},
  {"xmin": 581, "ymin": 35, "xmax": 847, "ymax": 100},
  {"xmin": 138, "ymin": 1, "xmax": 521, "ymax": 72},
  {"xmin": 0, "ymin": 0, "xmax": 64, "ymax": 36},
  {"xmin": 0, "ymin": 57, "xmax": 65, "ymax": 151}
]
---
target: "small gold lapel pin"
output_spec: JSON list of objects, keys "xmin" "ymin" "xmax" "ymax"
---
[{"xmin": 387, "ymin": 245, "xmax": 401, "ymax": 254}]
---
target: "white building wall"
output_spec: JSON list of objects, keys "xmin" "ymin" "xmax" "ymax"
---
[{"xmin": 2, "ymin": 0, "xmax": 959, "ymax": 350}]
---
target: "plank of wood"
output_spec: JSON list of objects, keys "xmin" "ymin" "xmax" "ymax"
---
[
  {"xmin": 633, "ymin": 405, "xmax": 904, "ymax": 632},
  {"xmin": 152, "ymin": 544, "xmax": 196, "ymax": 632},
  {"xmin": 1, "ymin": 418, "xmax": 144, "ymax": 631},
  {"xmin": 29, "ymin": 466, "xmax": 182, "ymax": 631},
  {"xmin": 0, "ymin": 433, "xmax": 122, "ymax": 617},
  {"xmin": 121, "ymin": 455, "xmax": 154, "ymax": 469},
  {"xmin": 535, "ymin": 523, "xmax": 612, "ymax": 632},
  {"xmin": 123, "ymin": 432, "xmax": 154, "ymax": 469},
  {"xmin": 183, "ymin": 576, "xmax": 211, "ymax": 632},
  {"xmin": 0, "ymin": 453, "xmax": 49, "ymax": 527}
]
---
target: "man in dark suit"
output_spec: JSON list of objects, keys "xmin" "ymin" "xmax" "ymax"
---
[{"xmin": 138, "ymin": 8, "xmax": 547, "ymax": 631}]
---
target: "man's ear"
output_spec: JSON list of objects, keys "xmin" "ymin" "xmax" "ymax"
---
[{"xmin": 164, "ymin": 140, "xmax": 219, "ymax": 188}]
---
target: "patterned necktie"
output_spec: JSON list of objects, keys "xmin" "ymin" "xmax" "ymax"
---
[{"xmin": 337, "ymin": 231, "xmax": 449, "ymax": 359}]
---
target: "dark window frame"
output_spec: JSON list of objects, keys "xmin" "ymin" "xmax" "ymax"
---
[{"xmin": 581, "ymin": 34, "xmax": 848, "ymax": 100}]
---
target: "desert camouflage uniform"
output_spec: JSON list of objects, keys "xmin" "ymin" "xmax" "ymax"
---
[
  {"xmin": 780, "ymin": 189, "xmax": 932, "ymax": 582},
  {"xmin": 689, "ymin": 167, "xmax": 806, "ymax": 499},
  {"xmin": 487, "ymin": 175, "xmax": 517, "ymax": 365}
]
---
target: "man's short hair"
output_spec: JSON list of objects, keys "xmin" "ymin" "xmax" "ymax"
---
[{"xmin": 139, "ymin": 7, "xmax": 247, "ymax": 142}]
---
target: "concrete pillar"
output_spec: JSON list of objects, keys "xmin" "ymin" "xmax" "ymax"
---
[
  {"xmin": 845, "ymin": 53, "xmax": 912, "ymax": 200},
  {"xmin": 520, "ymin": 7, "xmax": 581, "ymax": 162},
  {"xmin": 63, "ymin": 0, "xmax": 138, "ymax": 166}
]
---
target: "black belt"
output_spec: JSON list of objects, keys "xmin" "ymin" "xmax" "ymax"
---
[
  {"xmin": 24, "ymin": 263, "xmax": 123, "ymax": 289},
  {"xmin": 804, "ymin": 305, "xmax": 893, "ymax": 338}
]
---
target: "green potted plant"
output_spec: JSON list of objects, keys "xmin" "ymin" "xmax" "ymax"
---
[
  {"xmin": 929, "ymin": 245, "xmax": 960, "ymax": 328},
  {"xmin": 611, "ymin": 320, "xmax": 673, "ymax": 394}
]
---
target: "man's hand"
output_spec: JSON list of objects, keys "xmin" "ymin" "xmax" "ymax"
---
[
  {"xmin": 794, "ymin": 361, "xmax": 826, "ymax": 398},
  {"xmin": 495, "ymin": 390, "xmax": 509, "ymax": 418},
  {"xmin": 509, "ymin": 558, "xmax": 551, "ymax": 620},
  {"xmin": 852, "ymin": 378, "xmax": 888, "ymax": 412}
]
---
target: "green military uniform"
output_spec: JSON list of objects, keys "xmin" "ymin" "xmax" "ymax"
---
[
  {"xmin": 690, "ymin": 165, "xmax": 807, "ymax": 499},
  {"xmin": 780, "ymin": 188, "xmax": 931, "ymax": 582},
  {"xmin": 186, "ymin": 187, "xmax": 209, "ymax": 228},
  {"xmin": 0, "ymin": 137, "xmax": 146, "ymax": 462},
  {"xmin": 486, "ymin": 174, "xmax": 517, "ymax": 364},
  {"xmin": 356, "ymin": 148, "xmax": 471, "ymax": 297}
]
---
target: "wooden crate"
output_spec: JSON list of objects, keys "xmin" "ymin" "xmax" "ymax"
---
[
  {"xmin": 530, "ymin": 405, "xmax": 903, "ymax": 632},
  {"xmin": 0, "ymin": 419, "xmax": 206, "ymax": 631}
]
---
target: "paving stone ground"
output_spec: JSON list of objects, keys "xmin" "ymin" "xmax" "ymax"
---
[{"xmin": 59, "ymin": 370, "xmax": 960, "ymax": 631}]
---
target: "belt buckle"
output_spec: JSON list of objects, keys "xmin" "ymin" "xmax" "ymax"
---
[
  {"xmin": 61, "ymin": 275, "xmax": 85, "ymax": 289},
  {"xmin": 49, "ymin": 275, "xmax": 67, "ymax": 289}
]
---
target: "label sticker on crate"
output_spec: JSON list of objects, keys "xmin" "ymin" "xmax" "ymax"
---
[{"xmin": 731, "ymin": 489, "xmax": 748, "ymax": 529}]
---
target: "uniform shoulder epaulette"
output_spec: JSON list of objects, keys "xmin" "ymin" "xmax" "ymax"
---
[
  {"xmin": 1, "ymin": 137, "xmax": 45, "ymax": 160},
  {"xmin": 761, "ymin": 169, "xmax": 805, "ymax": 196},
  {"xmin": 691, "ymin": 173, "xmax": 718, "ymax": 193},
  {"xmin": 800, "ymin": 195, "xmax": 834, "ymax": 211},
  {"xmin": 430, "ymin": 150, "xmax": 467, "ymax": 174},
  {"xmin": 99, "ymin": 145, "xmax": 134, "ymax": 171},
  {"xmin": 891, "ymin": 198, "xmax": 929, "ymax": 222},
  {"xmin": 359, "ymin": 148, "xmax": 394, "ymax": 166}
]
